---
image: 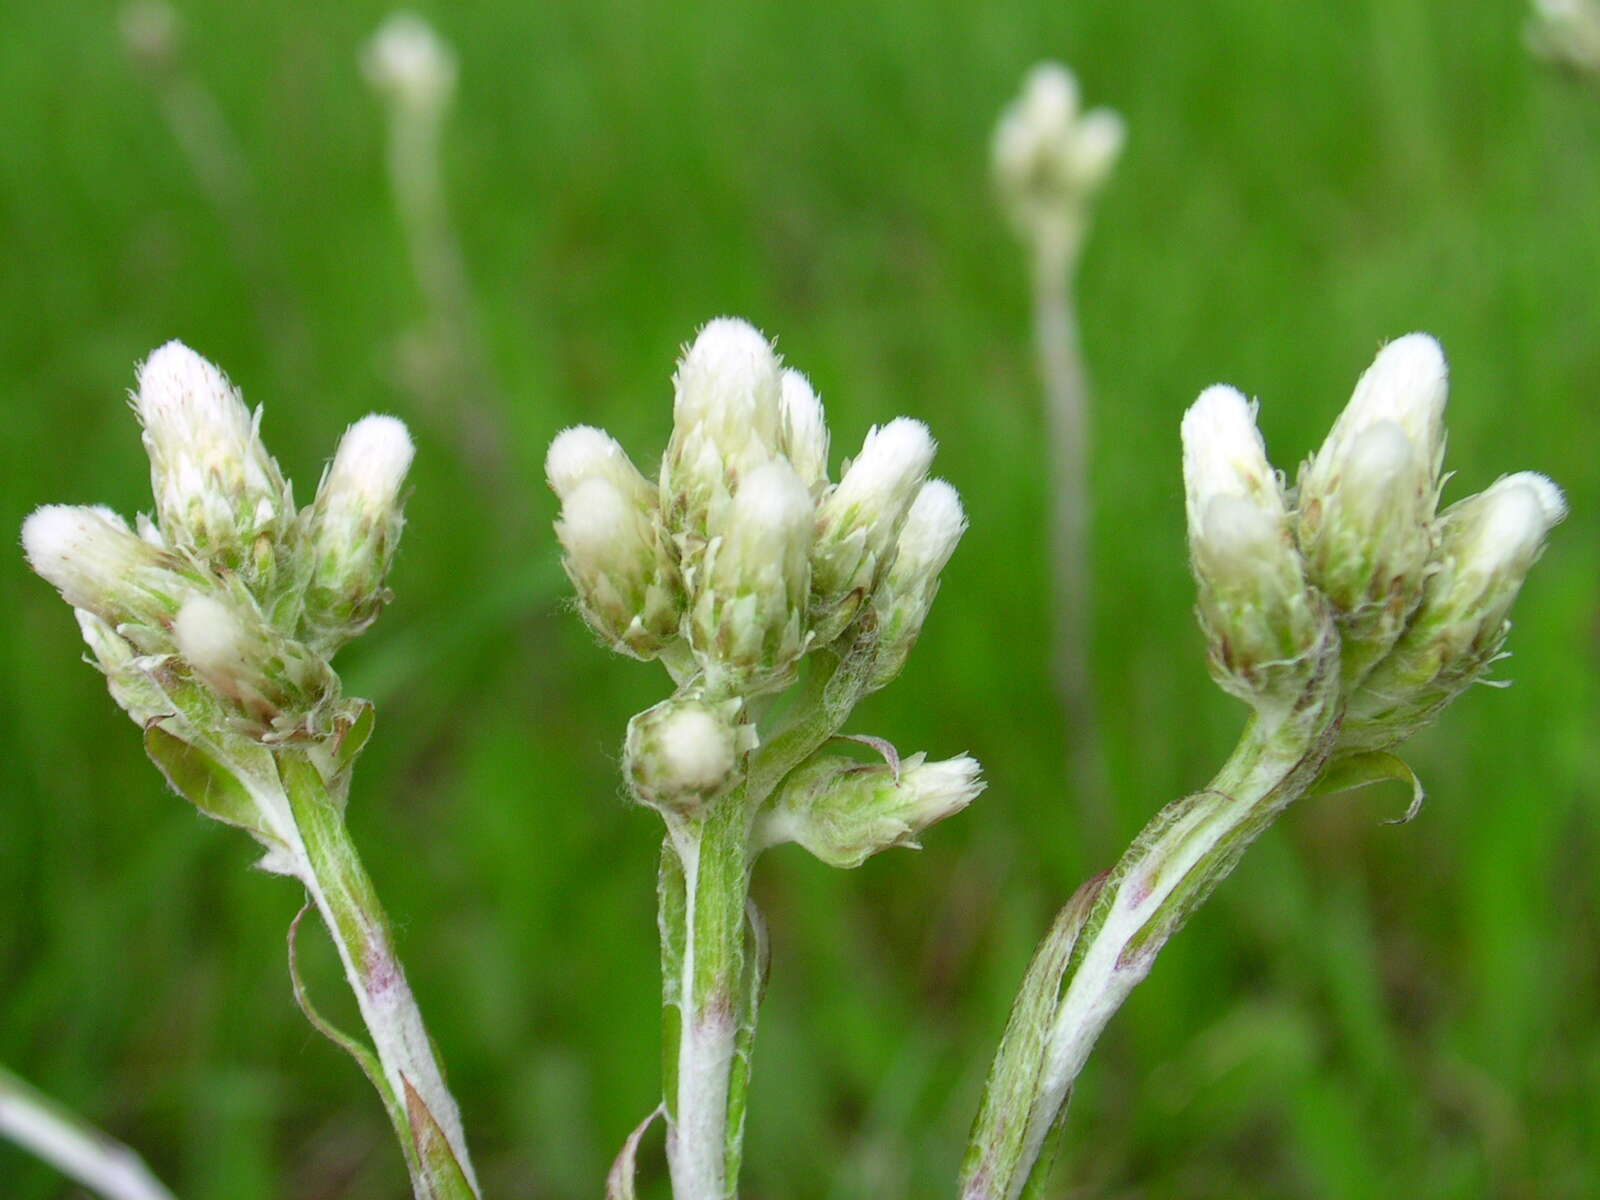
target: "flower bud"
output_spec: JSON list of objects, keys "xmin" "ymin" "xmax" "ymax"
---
[
  {"xmin": 660, "ymin": 318, "xmax": 785, "ymax": 543},
  {"xmin": 869, "ymin": 480, "xmax": 967, "ymax": 688},
  {"xmin": 362, "ymin": 12, "xmax": 456, "ymax": 113},
  {"xmin": 1182, "ymin": 386, "xmax": 1329, "ymax": 724},
  {"xmin": 173, "ymin": 593, "xmax": 340, "ymax": 740},
  {"xmin": 810, "ymin": 417, "xmax": 935, "ymax": 643},
  {"xmin": 555, "ymin": 476, "xmax": 681, "ymax": 659},
  {"xmin": 1343, "ymin": 472, "xmax": 1566, "ymax": 750},
  {"xmin": 133, "ymin": 341, "xmax": 292, "ymax": 574},
  {"xmin": 689, "ymin": 460, "xmax": 815, "ymax": 690},
  {"xmin": 625, "ymin": 694, "xmax": 752, "ymax": 816},
  {"xmin": 22, "ymin": 504, "xmax": 189, "ymax": 641},
  {"xmin": 1298, "ymin": 336, "xmax": 1447, "ymax": 679},
  {"xmin": 303, "ymin": 415, "xmax": 415, "ymax": 653},
  {"xmin": 779, "ymin": 369, "xmax": 830, "ymax": 493},
  {"xmin": 758, "ymin": 751, "xmax": 984, "ymax": 869}
]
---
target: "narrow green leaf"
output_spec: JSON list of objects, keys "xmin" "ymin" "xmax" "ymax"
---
[
  {"xmin": 959, "ymin": 873, "xmax": 1105, "ymax": 1200},
  {"xmin": 334, "ymin": 700, "xmax": 376, "ymax": 773},
  {"xmin": 142, "ymin": 724, "xmax": 284, "ymax": 850},
  {"xmin": 402, "ymin": 1076, "xmax": 479, "ymax": 1200},
  {"xmin": 1308, "ymin": 750, "xmax": 1426, "ymax": 823},
  {"xmin": 658, "ymin": 839, "xmax": 687, "ymax": 1121},
  {"xmin": 285, "ymin": 903, "xmax": 418, "ymax": 1180},
  {"xmin": 723, "ymin": 900, "xmax": 770, "ymax": 1192}
]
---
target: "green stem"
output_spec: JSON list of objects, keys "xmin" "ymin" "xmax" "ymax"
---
[{"xmin": 280, "ymin": 753, "xmax": 480, "ymax": 1199}]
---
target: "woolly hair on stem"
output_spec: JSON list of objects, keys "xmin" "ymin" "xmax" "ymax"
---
[{"xmin": 962, "ymin": 333, "xmax": 1564, "ymax": 1199}]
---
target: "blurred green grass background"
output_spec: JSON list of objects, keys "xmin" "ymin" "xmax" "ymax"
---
[{"xmin": 2, "ymin": 0, "xmax": 1596, "ymax": 1196}]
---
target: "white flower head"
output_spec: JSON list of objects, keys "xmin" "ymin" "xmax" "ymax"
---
[
  {"xmin": 1181, "ymin": 386, "xmax": 1328, "ymax": 723},
  {"xmin": 690, "ymin": 459, "xmax": 815, "ymax": 689},
  {"xmin": 133, "ymin": 341, "xmax": 291, "ymax": 567},
  {"xmin": 546, "ymin": 424, "xmax": 655, "ymax": 511},
  {"xmin": 555, "ymin": 475, "xmax": 681, "ymax": 660},
  {"xmin": 661, "ymin": 318, "xmax": 786, "ymax": 543},
  {"xmin": 810, "ymin": 418, "xmax": 935, "ymax": 643},
  {"xmin": 779, "ymin": 369, "xmax": 830, "ymax": 492},
  {"xmin": 1344, "ymin": 470, "xmax": 1566, "ymax": 750},
  {"xmin": 624, "ymin": 694, "xmax": 752, "ymax": 816},
  {"xmin": 172, "ymin": 591, "xmax": 341, "ymax": 739},
  {"xmin": 870, "ymin": 479, "xmax": 967, "ymax": 687},
  {"xmin": 303, "ymin": 415, "xmax": 416, "ymax": 653},
  {"xmin": 759, "ymin": 750, "xmax": 984, "ymax": 869},
  {"xmin": 362, "ymin": 12, "xmax": 456, "ymax": 112},
  {"xmin": 1296, "ymin": 335, "xmax": 1450, "ymax": 679},
  {"xmin": 22, "ymin": 503, "xmax": 187, "ymax": 635}
]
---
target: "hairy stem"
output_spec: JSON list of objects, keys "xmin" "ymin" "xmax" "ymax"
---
[
  {"xmin": 0, "ymin": 1066, "xmax": 173, "ymax": 1200},
  {"xmin": 280, "ymin": 753, "xmax": 480, "ymax": 1199},
  {"xmin": 965, "ymin": 662, "xmax": 1342, "ymax": 1199},
  {"xmin": 663, "ymin": 793, "xmax": 755, "ymax": 1200}
]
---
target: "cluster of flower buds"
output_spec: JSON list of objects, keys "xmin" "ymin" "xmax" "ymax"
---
[
  {"xmin": 1181, "ymin": 334, "xmax": 1565, "ymax": 743},
  {"xmin": 362, "ymin": 11, "xmax": 456, "ymax": 116},
  {"xmin": 548, "ymin": 317, "xmax": 971, "ymax": 838},
  {"xmin": 992, "ymin": 62, "xmax": 1126, "ymax": 262},
  {"xmin": 756, "ymin": 750, "xmax": 985, "ymax": 869},
  {"xmin": 1527, "ymin": 0, "xmax": 1600, "ymax": 80},
  {"xmin": 548, "ymin": 318, "xmax": 965, "ymax": 695},
  {"xmin": 23, "ymin": 342, "xmax": 414, "ymax": 749}
]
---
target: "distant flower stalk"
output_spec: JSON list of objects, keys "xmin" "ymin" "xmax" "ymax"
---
[
  {"xmin": 22, "ymin": 343, "xmax": 479, "ymax": 1200},
  {"xmin": 549, "ymin": 317, "xmax": 981, "ymax": 1200},
  {"xmin": 962, "ymin": 333, "xmax": 1564, "ymax": 1199},
  {"xmin": 1528, "ymin": 0, "xmax": 1600, "ymax": 81},
  {"xmin": 991, "ymin": 62, "xmax": 1126, "ymax": 820}
]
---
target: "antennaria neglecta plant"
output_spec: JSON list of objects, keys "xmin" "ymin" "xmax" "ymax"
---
[
  {"xmin": 20, "ymin": 343, "xmax": 480, "ymax": 1199},
  {"xmin": 961, "ymin": 334, "xmax": 1566, "ymax": 1199},
  {"xmin": 548, "ymin": 317, "xmax": 983, "ymax": 1199}
]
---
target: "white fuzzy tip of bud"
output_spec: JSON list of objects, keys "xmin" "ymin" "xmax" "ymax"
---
[
  {"xmin": 133, "ymin": 340, "xmax": 287, "ymax": 559},
  {"xmin": 22, "ymin": 504, "xmax": 177, "ymax": 624},
  {"xmin": 1182, "ymin": 386, "xmax": 1329, "ymax": 721},
  {"xmin": 760, "ymin": 751, "xmax": 984, "ymax": 869},
  {"xmin": 1305, "ymin": 334, "xmax": 1447, "ymax": 499},
  {"xmin": 809, "ymin": 418, "xmax": 937, "ymax": 642},
  {"xmin": 672, "ymin": 317, "xmax": 783, "ymax": 437},
  {"xmin": 172, "ymin": 594, "xmax": 248, "ymax": 685},
  {"xmin": 663, "ymin": 316, "xmax": 786, "ymax": 539},
  {"xmin": 1470, "ymin": 472, "xmax": 1567, "ymax": 575},
  {"xmin": 1342, "ymin": 469, "xmax": 1566, "ymax": 751},
  {"xmin": 362, "ymin": 12, "xmax": 456, "ymax": 109},
  {"xmin": 1181, "ymin": 385, "xmax": 1284, "ymax": 535},
  {"xmin": 779, "ymin": 369, "xmax": 830, "ymax": 489},
  {"xmin": 545, "ymin": 424, "xmax": 654, "ymax": 509},
  {"xmin": 831, "ymin": 418, "xmax": 936, "ymax": 520},
  {"xmin": 326, "ymin": 415, "xmax": 414, "ymax": 511},
  {"xmin": 691, "ymin": 459, "xmax": 815, "ymax": 687},
  {"xmin": 895, "ymin": 479, "xmax": 967, "ymax": 578}
]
